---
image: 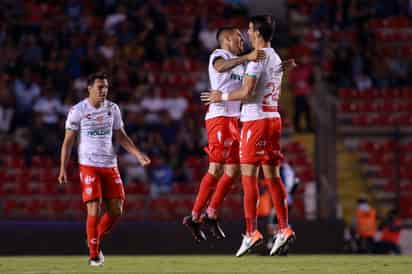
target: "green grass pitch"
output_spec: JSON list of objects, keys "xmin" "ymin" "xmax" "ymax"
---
[{"xmin": 0, "ymin": 255, "xmax": 411, "ymax": 274}]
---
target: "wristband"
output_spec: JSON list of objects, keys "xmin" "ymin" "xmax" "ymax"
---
[{"xmin": 221, "ymin": 93, "xmax": 229, "ymax": 101}]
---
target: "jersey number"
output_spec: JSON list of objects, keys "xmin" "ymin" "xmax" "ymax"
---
[{"xmin": 262, "ymin": 82, "xmax": 279, "ymax": 112}]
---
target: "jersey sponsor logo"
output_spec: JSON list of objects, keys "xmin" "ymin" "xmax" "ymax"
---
[
  {"xmin": 230, "ymin": 73, "xmax": 243, "ymax": 81},
  {"xmin": 256, "ymin": 150, "xmax": 265, "ymax": 155},
  {"xmin": 87, "ymin": 128, "xmax": 110, "ymax": 136},
  {"xmin": 96, "ymin": 115, "xmax": 104, "ymax": 122}
]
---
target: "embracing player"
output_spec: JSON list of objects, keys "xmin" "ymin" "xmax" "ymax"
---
[
  {"xmin": 58, "ymin": 72, "xmax": 150, "ymax": 266},
  {"xmin": 202, "ymin": 16, "xmax": 296, "ymax": 256},
  {"xmin": 183, "ymin": 27, "xmax": 265, "ymax": 242}
]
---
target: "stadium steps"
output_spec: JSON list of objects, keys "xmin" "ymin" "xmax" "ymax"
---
[{"xmin": 337, "ymin": 142, "xmax": 376, "ymax": 224}]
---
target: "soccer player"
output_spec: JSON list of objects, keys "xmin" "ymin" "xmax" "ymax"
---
[
  {"xmin": 201, "ymin": 16, "xmax": 296, "ymax": 257},
  {"xmin": 183, "ymin": 27, "xmax": 265, "ymax": 242},
  {"xmin": 58, "ymin": 72, "xmax": 150, "ymax": 266}
]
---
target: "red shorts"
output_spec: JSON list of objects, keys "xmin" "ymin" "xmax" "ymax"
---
[
  {"xmin": 79, "ymin": 165, "xmax": 125, "ymax": 203},
  {"xmin": 204, "ymin": 117, "xmax": 240, "ymax": 164},
  {"xmin": 239, "ymin": 118, "xmax": 284, "ymax": 165}
]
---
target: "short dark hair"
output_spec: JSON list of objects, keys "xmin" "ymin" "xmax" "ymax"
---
[
  {"xmin": 216, "ymin": 26, "xmax": 236, "ymax": 46},
  {"xmin": 249, "ymin": 15, "xmax": 275, "ymax": 42},
  {"xmin": 87, "ymin": 72, "xmax": 110, "ymax": 87}
]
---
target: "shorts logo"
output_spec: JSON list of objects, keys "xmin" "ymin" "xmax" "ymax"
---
[
  {"xmin": 217, "ymin": 131, "xmax": 222, "ymax": 143},
  {"xmin": 85, "ymin": 187, "xmax": 93, "ymax": 195},
  {"xmin": 115, "ymin": 178, "xmax": 122, "ymax": 184},
  {"xmin": 84, "ymin": 175, "xmax": 95, "ymax": 185},
  {"xmin": 246, "ymin": 130, "xmax": 252, "ymax": 143}
]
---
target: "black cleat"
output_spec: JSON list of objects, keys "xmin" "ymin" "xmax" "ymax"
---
[
  {"xmin": 183, "ymin": 215, "xmax": 207, "ymax": 242},
  {"xmin": 204, "ymin": 216, "xmax": 226, "ymax": 240}
]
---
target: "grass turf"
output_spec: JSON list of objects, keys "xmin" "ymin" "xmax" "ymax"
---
[{"xmin": 0, "ymin": 255, "xmax": 411, "ymax": 274}]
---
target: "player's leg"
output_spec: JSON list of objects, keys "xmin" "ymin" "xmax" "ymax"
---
[
  {"xmin": 235, "ymin": 163, "xmax": 263, "ymax": 257},
  {"xmin": 97, "ymin": 166, "xmax": 125, "ymax": 261},
  {"xmin": 86, "ymin": 200, "xmax": 103, "ymax": 265},
  {"xmin": 262, "ymin": 165, "xmax": 295, "ymax": 256},
  {"xmin": 191, "ymin": 162, "xmax": 223, "ymax": 221},
  {"xmin": 205, "ymin": 163, "xmax": 239, "ymax": 239},
  {"xmin": 183, "ymin": 162, "xmax": 223, "ymax": 242},
  {"xmin": 98, "ymin": 198, "xmax": 123, "ymax": 241},
  {"xmin": 80, "ymin": 165, "xmax": 104, "ymax": 265}
]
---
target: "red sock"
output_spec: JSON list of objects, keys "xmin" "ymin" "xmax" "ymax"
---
[
  {"xmin": 265, "ymin": 177, "xmax": 288, "ymax": 230},
  {"xmin": 242, "ymin": 175, "xmax": 259, "ymax": 235},
  {"xmin": 86, "ymin": 215, "xmax": 99, "ymax": 258},
  {"xmin": 192, "ymin": 172, "xmax": 218, "ymax": 221},
  {"xmin": 206, "ymin": 174, "xmax": 235, "ymax": 218},
  {"xmin": 97, "ymin": 213, "xmax": 120, "ymax": 241}
]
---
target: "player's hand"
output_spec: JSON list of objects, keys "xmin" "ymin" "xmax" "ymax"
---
[
  {"xmin": 281, "ymin": 59, "xmax": 297, "ymax": 72},
  {"xmin": 246, "ymin": 49, "xmax": 266, "ymax": 62},
  {"xmin": 58, "ymin": 170, "xmax": 68, "ymax": 185},
  {"xmin": 201, "ymin": 90, "xmax": 222, "ymax": 104},
  {"xmin": 136, "ymin": 153, "xmax": 151, "ymax": 167}
]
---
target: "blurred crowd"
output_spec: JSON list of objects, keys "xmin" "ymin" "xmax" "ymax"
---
[
  {"xmin": 287, "ymin": 0, "xmax": 412, "ymax": 91},
  {"xmin": 0, "ymin": 0, "xmax": 248, "ymax": 192}
]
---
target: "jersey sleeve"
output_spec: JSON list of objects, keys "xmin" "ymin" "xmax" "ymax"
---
[
  {"xmin": 65, "ymin": 107, "xmax": 81, "ymax": 130},
  {"xmin": 112, "ymin": 104, "xmax": 124, "ymax": 130},
  {"xmin": 245, "ymin": 61, "xmax": 264, "ymax": 79},
  {"xmin": 210, "ymin": 50, "xmax": 229, "ymax": 66}
]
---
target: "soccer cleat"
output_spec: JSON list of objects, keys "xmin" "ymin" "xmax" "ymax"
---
[
  {"xmin": 183, "ymin": 215, "xmax": 207, "ymax": 242},
  {"xmin": 269, "ymin": 227, "xmax": 296, "ymax": 256},
  {"xmin": 98, "ymin": 250, "xmax": 105, "ymax": 264},
  {"xmin": 235, "ymin": 230, "xmax": 263, "ymax": 257},
  {"xmin": 204, "ymin": 216, "xmax": 226, "ymax": 240},
  {"xmin": 89, "ymin": 257, "xmax": 103, "ymax": 267}
]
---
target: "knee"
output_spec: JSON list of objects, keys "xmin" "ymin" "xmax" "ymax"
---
[
  {"xmin": 108, "ymin": 203, "xmax": 123, "ymax": 217},
  {"xmin": 86, "ymin": 200, "xmax": 101, "ymax": 216},
  {"xmin": 208, "ymin": 164, "xmax": 223, "ymax": 177}
]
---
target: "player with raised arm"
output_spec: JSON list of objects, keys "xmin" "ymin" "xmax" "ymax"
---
[
  {"xmin": 201, "ymin": 16, "xmax": 296, "ymax": 257},
  {"xmin": 183, "ymin": 27, "xmax": 265, "ymax": 242},
  {"xmin": 58, "ymin": 72, "xmax": 150, "ymax": 266}
]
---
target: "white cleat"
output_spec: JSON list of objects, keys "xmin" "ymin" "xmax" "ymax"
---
[
  {"xmin": 89, "ymin": 257, "xmax": 103, "ymax": 267},
  {"xmin": 235, "ymin": 230, "xmax": 263, "ymax": 257},
  {"xmin": 98, "ymin": 250, "xmax": 105, "ymax": 264},
  {"xmin": 270, "ymin": 227, "xmax": 296, "ymax": 256}
]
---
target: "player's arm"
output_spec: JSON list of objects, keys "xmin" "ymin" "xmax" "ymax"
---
[
  {"xmin": 58, "ymin": 130, "xmax": 77, "ymax": 184},
  {"xmin": 114, "ymin": 128, "xmax": 151, "ymax": 166},
  {"xmin": 201, "ymin": 75, "xmax": 257, "ymax": 103},
  {"xmin": 214, "ymin": 50, "xmax": 265, "ymax": 73}
]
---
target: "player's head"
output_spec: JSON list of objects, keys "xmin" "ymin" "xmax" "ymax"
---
[
  {"xmin": 87, "ymin": 72, "xmax": 109, "ymax": 102},
  {"xmin": 216, "ymin": 26, "xmax": 244, "ymax": 55},
  {"xmin": 248, "ymin": 15, "xmax": 274, "ymax": 47}
]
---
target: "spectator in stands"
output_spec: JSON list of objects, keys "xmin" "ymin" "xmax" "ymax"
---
[
  {"xmin": 288, "ymin": 55, "xmax": 314, "ymax": 132},
  {"xmin": 353, "ymin": 196, "xmax": 377, "ymax": 254},
  {"xmin": 199, "ymin": 22, "xmax": 218, "ymax": 51},
  {"xmin": 148, "ymin": 156, "xmax": 174, "ymax": 198},
  {"xmin": 13, "ymin": 68, "xmax": 40, "ymax": 125},
  {"xmin": 375, "ymin": 209, "xmax": 403, "ymax": 254},
  {"xmin": 33, "ymin": 86, "xmax": 63, "ymax": 129},
  {"xmin": 0, "ymin": 75, "xmax": 15, "ymax": 134}
]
